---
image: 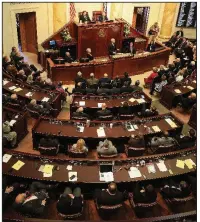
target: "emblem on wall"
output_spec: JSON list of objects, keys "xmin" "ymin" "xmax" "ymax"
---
[
  {"xmin": 98, "ymin": 29, "xmax": 106, "ymax": 37},
  {"xmin": 112, "ymin": 25, "xmax": 120, "ymax": 32}
]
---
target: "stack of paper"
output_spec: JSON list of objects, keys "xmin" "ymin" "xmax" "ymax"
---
[
  {"xmin": 79, "ymin": 101, "xmax": 85, "ymax": 106},
  {"xmin": 9, "ymin": 86, "xmax": 17, "ymax": 90},
  {"xmin": 128, "ymin": 167, "xmax": 142, "ymax": 178},
  {"xmin": 43, "ymin": 164, "xmax": 54, "ymax": 177},
  {"xmin": 184, "ymin": 159, "xmax": 196, "ymax": 169},
  {"xmin": 25, "ymin": 92, "xmax": 33, "ymax": 97},
  {"xmin": 68, "ymin": 172, "xmax": 78, "ymax": 181},
  {"xmin": 99, "ymin": 172, "xmax": 114, "ymax": 182},
  {"xmin": 42, "ymin": 97, "xmax": 50, "ymax": 102},
  {"xmin": 79, "ymin": 126, "xmax": 84, "ymax": 133},
  {"xmin": 165, "ymin": 118, "xmax": 177, "ymax": 128},
  {"xmin": 129, "ymin": 98, "xmax": 136, "ymax": 103},
  {"xmin": 9, "ymin": 120, "xmax": 17, "ymax": 127},
  {"xmin": 3, "ymin": 80, "xmax": 9, "ymax": 86},
  {"xmin": 97, "ymin": 128, "xmax": 106, "ymax": 137},
  {"xmin": 174, "ymin": 89, "xmax": 182, "ymax": 94},
  {"xmin": 3, "ymin": 154, "xmax": 12, "ymax": 163},
  {"xmin": 176, "ymin": 159, "xmax": 185, "ymax": 169},
  {"xmin": 187, "ymin": 86, "xmax": 194, "ymax": 90},
  {"xmin": 98, "ymin": 103, "xmax": 103, "ymax": 108},
  {"xmin": 66, "ymin": 165, "xmax": 72, "ymax": 171},
  {"xmin": 156, "ymin": 161, "xmax": 167, "ymax": 172},
  {"xmin": 14, "ymin": 88, "xmax": 23, "ymax": 92},
  {"xmin": 152, "ymin": 125, "xmax": 161, "ymax": 132},
  {"xmin": 147, "ymin": 163, "xmax": 156, "ymax": 173},
  {"xmin": 12, "ymin": 160, "xmax": 25, "ymax": 170},
  {"xmin": 137, "ymin": 98, "xmax": 146, "ymax": 104},
  {"xmin": 133, "ymin": 125, "xmax": 138, "ymax": 130}
]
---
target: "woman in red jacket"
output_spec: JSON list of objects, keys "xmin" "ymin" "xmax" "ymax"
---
[{"xmin": 144, "ymin": 67, "xmax": 158, "ymax": 88}]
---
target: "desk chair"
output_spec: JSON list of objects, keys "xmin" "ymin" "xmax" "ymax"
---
[
  {"xmin": 92, "ymin": 11, "xmax": 102, "ymax": 21},
  {"xmin": 6, "ymin": 102, "xmax": 22, "ymax": 111},
  {"xmin": 124, "ymin": 144, "xmax": 145, "ymax": 157},
  {"xmin": 98, "ymin": 115, "xmax": 113, "ymax": 121},
  {"xmin": 38, "ymin": 145, "xmax": 59, "ymax": 156},
  {"xmin": 68, "ymin": 145, "xmax": 88, "ymax": 158},
  {"xmin": 98, "ymin": 153, "xmax": 118, "ymax": 158},
  {"xmin": 119, "ymin": 114, "xmax": 135, "ymax": 120},
  {"xmin": 71, "ymin": 116, "xmax": 88, "ymax": 121},
  {"xmin": 26, "ymin": 108, "xmax": 40, "ymax": 119},
  {"xmin": 149, "ymin": 144, "xmax": 176, "ymax": 154}
]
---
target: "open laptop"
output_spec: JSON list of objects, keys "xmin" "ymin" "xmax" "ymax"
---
[{"xmin": 99, "ymin": 163, "xmax": 113, "ymax": 181}]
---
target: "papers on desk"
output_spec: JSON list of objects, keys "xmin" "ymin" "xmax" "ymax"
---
[
  {"xmin": 79, "ymin": 126, "xmax": 85, "ymax": 133},
  {"xmin": 152, "ymin": 125, "xmax": 161, "ymax": 132},
  {"xmin": 146, "ymin": 163, "xmax": 156, "ymax": 173},
  {"xmin": 184, "ymin": 159, "xmax": 196, "ymax": 169},
  {"xmin": 156, "ymin": 161, "xmax": 167, "ymax": 172},
  {"xmin": 14, "ymin": 87, "xmax": 23, "ymax": 92},
  {"xmin": 3, "ymin": 154, "xmax": 12, "ymax": 163},
  {"xmin": 43, "ymin": 164, "xmax": 54, "ymax": 177},
  {"xmin": 128, "ymin": 167, "xmax": 142, "ymax": 178},
  {"xmin": 99, "ymin": 172, "xmax": 114, "ymax": 182},
  {"xmin": 12, "ymin": 160, "xmax": 25, "ymax": 170},
  {"xmin": 187, "ymin": 86, "xmax": 194, "ymax": 90},
  {"xmin": 97, "ymin": 128, "xmax": 106, "ymax": 137},
  {"xmin": 69, "ymin": 172, "xmax": 78, "ymax": 181},
  {"xmin": 42, "ymin": 97, "xmax": 50, "ymax": 102},
  {"xmin": 129, "ymin": 98, "xmax": 136, "ymax": 103},
  {"xmin": 174, "ymin": 89, "xmax": 182, "ymax": 94},
  {"xmin": 136, "ymin": 98, "xmax": 146, "ymax": 104},
  {"xmin": 43, "ymin": 171, "xmax": 53, "ymax": 177},
  {"xmin": 9, "ymin": 120, "xmax": 17, "ymax": 127},
  {"xmin": 3, "ymin": 80, "xmax": 9, "ymax": 86},
  {"xmin": 98, "ymin": 103, "xmax": 103, "ymax": 108},
  {"xmin": 38, "ymin": 165, "xmax": 45, "ymax": 172},
  {"xmin": 176, "ymin": 159, "xmax": 185, "ymax": 169},
  {"xmin": 126, "ymin": 124, "xmax": 135, "ymax": 132},
  {"xmin": 9, "ymin": 86, "xmax": 17, "ymax": 90},
  {"xmin": 165, "ymin": 118, "xmax": 177, "ymax": 128},
  {"xmin": 133, "ymin": 125, "xmax": 138, "ymax": 130},
  {"xmin": 79, "ymin": 101, "xmax": 85, "ymax": 106},
  {"xmin": 25, "ymin": 92, "xmax": 33, "ymax": 97},
  {"xmin": 66, "ymin": 165, "xmax": 73, "ymax": 171}
]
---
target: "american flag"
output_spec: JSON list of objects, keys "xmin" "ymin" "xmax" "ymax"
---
[
  {"xmin": 70, "ymin": 3, "xmax": 76, "ymax": 21},
  {"xmin": 103, "ymin": 3, "xmax": 107, "ymax": 15}
]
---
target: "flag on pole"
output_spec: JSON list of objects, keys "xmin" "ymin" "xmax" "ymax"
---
[
  {"xmin": 103, "ymin": 3, "xmax": 107, "ymax": 15},
  {"xmin": 70, "ymin": 3, "xmax": 76, "ymax": 21}
]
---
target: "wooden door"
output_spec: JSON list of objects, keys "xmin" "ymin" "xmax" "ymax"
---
[
  {"xmin": 18, "ymin": 12, "xmax": 38, "ymax": 54},
  {"xmin": 132, "ymin": 8, "xmax": 138, "ymax": 28}
]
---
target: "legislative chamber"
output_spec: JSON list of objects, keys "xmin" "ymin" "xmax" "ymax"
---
[{"xmin": 2, "ymin": 2, "xmax": 197, "ymax": 222}]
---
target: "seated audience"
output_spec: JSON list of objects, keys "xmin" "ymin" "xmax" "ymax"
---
[
  {"xmin": 144, "ymin": 67, "xmax": 158, "ymax": 87},
  {"xmin": 13, "ymin": 181, "xmax": 50, "ymax": 216},
  {"xmin": 96, "ymin": 103, "xmax": 112, "ymax": 119},
  {"xmin": 121, "ymin": 72, "xmax": 132, "ymax": 86},
  {"xmin": 86, "ymin": 85, "xmax": 97, "ymax": 94},
  {"xmin": 175, "ymin": 92, "xmax": 196, "ymax": 109},
  {"xmin": 40, "ymin": 137, "xmax": 59, "ymax": 148},
  {"xmin": 98, "ymin": 11, "xmax": 108, "ymax": 22},
  {"xmin": 112, "ymin": 75, "xmax": 122, "ymax": 88},
  {"xmin": 97, "ymin": 139, "xmax": 117, "ymax": 156},
  {"xmin": 57, "ymin": 187, "xmax": 83, "ymax": 215},
  {"xmin": 72, "ymin": 82, "xmax": 86, "ymax": 95},
  {"xmin": 99, "ymin": 73, "xmax": 111, "ymax": 86},
  {"xmin": 120, "ymin": 82, "xmax": 133, "ymax": 94},
  {"xmin": 110, "ymin": 83, "xmax": 120, "ymax": 95},
  {"xmin": 72, "ymin": 107, "xmax": 89, "ymax": 119},
  {"xmin": 176, "ymin": 129, "xmax": 196, "ymax": 148},
  {"xmin": 133, "ymin": 182, "xmax": 157, "ymax": 204},
  {"xmin": 74, "ymin": 71, "xmax": 86, "ymax": 87},
  {"xmin": 27, "ymin": 99, "xmax": 52, "ymax": 115},
  {"xmin": 187, "ymin": 175, "xmax": 196, "ymax": 197},
  {"xmin": 94, "ymin": 182, "xmax": 125, "ymax": 205},
  {"xmin": 3, "ymin": 121, "xmax": 17, "ymax": 148},
  {"xmin": 10, "ymin": 47, "xmax": 24, "ymax": 65},
  {"xmin": 132, "ymin": 80, "xmax": 143, "ymax": 91},
  {"xmin": 128, "ymin": 135, "xmax": 145, "ymax": 148},
  {"xmin": 87, "ymin": 73, "xmax": 99, "ymax": 86},
  {"xmin": 173, "ymin": 58, "xmax": 182, "ymax": 73},
  {"xmin": 6, "ymin": 64, "xmax": 18, "ymax": 76},
  {"xmin": 154, "ymin": 75, "xmax": 167, "ymax": 93},
  {"xmin": 16, "ymin": 69, "xmax": 27, "ymax": 81},
  {"xmin": 138, "ymin": 106, "xmax": 158, "ymax": 117},
  {"xmin": 9, "ymin": 94, "xmax": 23, "ymax": 106},
  {"xmin": 3, "ymin": 56, "xmax": 13, "ymax": 69},
  {"xmin": 26, "ymin": 73, "xmax": 34, "ymax": 84},
  {"xmin": 44, "ymin": 78, "xmax": 56, "ymax": 90},
  {"xmin": 97, "ymin": 84, "xmax": 111, "ymax": 95},
  {"xmin": 86, "ymin": 48, "xmax": 94, "ymax": 61},
  {"xmin": 175, "ymin": 69, "xmax": 184, "ymax": 82},
  {"xmin": 79, "ymin": 11, "xmax": 91, "ymax": 23},
  {"xmin": 187, "ymin": 61, "xmax": 196, "ymax": 75},
  {"xmin": 158, "ymin": 65, "xmax": 166, "ymax": 77},
  {"xmin": 65, "ymin": 52, "xmax": 74, "ymax": 63},
  {"xmin": 119, "ymin": 101, "xmax": 132, "ymax": 115},
  {"xmin": 165, "ymin": 34, "xmax": 178, "ymax": 48},
  {"xmin": 71, "ymin": 139, "xmax": 88, "ymax": 153},
  {"xmin": 160, "ymin": 179, "xmax": 191, "ymax": 199}
]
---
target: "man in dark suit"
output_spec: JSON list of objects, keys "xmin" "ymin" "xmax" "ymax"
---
[
  {"xmin": 126, "ymin": 42, "xmax": 136, "ymax": 55},
  {"xmin": 121, "ymin": 72, "xmax": 132, "ymax": 86},
  {"xmin": 119, "ymin": 101, "xmax": 132, "ymax": 115},
  {"xmin": 65, "ymin": 52, "xmax": 74, "ymax": 63},
  {"xmin": 98, "ymin": 11, "xmax": 108, "ymax": 22},
  {"xmin": 72, "ymin": 107, "xmax": 89, "ymax": 119},
  {"xmin": 79, "ymin": 11, "xmax": 91, "ymax": 23},
  {"xmin": 99, "ymin": 73, "xmax": 111, "ymax": 86},
  {"xmin": 13, "ymin": 181, "xmax": 49, "ymax": 216},
  {"xmin": 97, "ymin": 86, "xmax": 111, "ymax": 95},
  {"xmin": 96, "ymin": 103, "xmax": 112, "ymax": 118},
  {"xmin": 138, "ymin": 106, "xmax": 158, "ymax": 117},
  {"xmin": 9, "ymin": 94, "xmax": 25, "ymax": 107},
  {"xmin": 176, "ymin": 128, "xmax": 196, "ymax": 149},
  {"xmin": 57, "ymin": 187, "xmax": 83, "ymax": 215},
  {"xmin": 176, "ymin": 28, "xmax": 184, "ymax": 37},
  {"xmin": 94, "ymin": 182, "xmax": 125, "ymax": 206},
  {"xmin": 133, "ymin": 183, "xmax": 157, "ymax": 204},
  {"xmin": 74, "ymin": 72, "xmax": 86, "ymax": 87},
  {"xmin": 175, "ymin": 92, "xmax": 196, "ymax": 109},
  {"xmin": 86, "ymin": 48, "xmax": 94, "ymax": 61},
  {"xmin": 108, "ymin": 38, "xmax": 117, "ymax": 55},
  {"xmin": 128, "ymin": 135, "xmax": 145, "ymax": 148},
  {"xmin": 120, "ymin": 82, "xmax": 133, "ymax": 94},
  {"xmin": 72, "ymin": 83, "xmax": 86, "ymax": 94}
]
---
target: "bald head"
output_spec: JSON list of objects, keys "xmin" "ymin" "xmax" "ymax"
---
[
  {"xmin": 11, "ymin": 94, "xmax": 17, "ymax": 100},
  {"xmin": 77, "ymin": 107, "xmax": 84, "ymax": 113},
  {"xmin": 108, "ymin": 182, "xmax": 117, "ymax": 194},
  {"xmin": 111, "ymin": 38, "xmax": 115, "ymax": 44},
  {"xmin": 102, "ymin": 103, "xmax": 107, "ymax": 110},
  {"xmin": 104, "ymin": 73, "xmax": 108, "ymax": 78}
]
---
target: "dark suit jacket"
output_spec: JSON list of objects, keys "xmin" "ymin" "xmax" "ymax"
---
[
  {"xmin": 119, "ymin": 106, "xmax": 132, "ymax": 115},
  {"xmin": 147, "ymin": 43, "xmax": 156, "ymax": 52},
  {"xmin": 99, "ymin": 77, "xmax": 111, "ymax": 85},
  {"xmin": 79, "ymin": 14, "xmax": 91, "ymax": 23},
  {"xmin": 57, "ymin": 196, "xmax": 83, "ymax": 215},
  {"xmin": 87, "ymin": 53, "xmax": 94, "ymax": 61},
  {"xmin": 98, "ymin": 15, "xmax": 108, "ymax": 22},
  {"xmin": 65, "ymin": 56, "xmax": 73, "ymax": 63},
  {"xmin": 72, "ymin": 112, "xmax": 89, "ymax": 119},
  {"xmin": 72, "ymin": 88, "xmax": 86, "ymax": 95},
  {"xmin": 74, "ymin": 77, "xmax": 86, "ymax": 86},
  {"xmin": 110, "ymin": 87, "xmax": 120, "ymax": 95},
  {"xmin": 126, "ymin": 46, "xmax": 136, "ymax": 54},
  {"xmin": 108, "ymin": 43, "xmax": 117, "ymax": 55},
  {"xmin": 96, "ymin": 109, "xmax": 112, "ymax": 118},
  {"xmin": 86, "ymin": 88, "xmax": 97, "ymax": 94},
  {"xmin": 97, "ymin": 88, "xmax": 111, "ymax": 95},
  {"xmin": 95, "ymin": 189, "xmax": 124, "ymax": 206},
  {"xmin": 176, "ymin": 30, "xmax": 184, "ymax": 37},
  {"xmin": 121, "ymin": 77, "xmax": 132, "ymax": 86},
  {"xmin": 120, "ymin": 86, "xmax": 133, "ymax": 94},
  {"xmin": 161, "ymin": 186, "xmax": 190, "ymax": 199},
  {"xmin": 128, "ymin": 137, "xmax": 145, "ymax": 148},
  {"xmin": 139, "ymin": 110, "xmax": 158, "ymax": 117}
]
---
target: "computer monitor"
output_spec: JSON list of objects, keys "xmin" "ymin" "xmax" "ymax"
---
[
  {"xmin": 99, "ymin": 163, "xmax": 113, "ymax": 173},
  {"xmin": 49, "ymin": 40, "xmax": 56, "ymax": 48}
]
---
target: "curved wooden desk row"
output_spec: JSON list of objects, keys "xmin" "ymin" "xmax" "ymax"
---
[
  {"xmin": 2, "ymin": 148, "xmax": 196, "ymax": 183},
  {"xmin": 188, "ymin": 104, "xmax": 196, "ymax": 129},
  {"xmin": 46, "ymin": 47, "xmax": 171, "ymax": 82},
  {"xmin": 3, "ymin": 80, "xmax": 62, "ymax": 116},
  {"xmin": 160, "ymin": 72, "xmax": 196, "ymax": 109}
]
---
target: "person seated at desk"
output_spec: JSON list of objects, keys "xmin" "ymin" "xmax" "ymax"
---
[
  {"xmin": 72, "ymin": 82, "xmax": 86, "ymax": 95},
  {"xmin": 150, "ymin": 131, "xmax": 176, "ymax": 149},
  {"xmin": 160, "ymin": 179, "xmax": 191, "ymax": 199},
  {"xmin": 87, "ymin": 73, "xmax": 99, "ymax": 86},
  {"xmin": 132, "ymin": 80, "xmax": 143, "ymax": 92},
  {"xmin": 144, "ymin": 67, "xmax": 158, "ymax": 88},
  {"xmin": 97, "ymin": 139, "xmax": 118, "ymax": 156},
  {"xmin": 13, "ymin": 181, "xmax": 52, "ymax": 217},
  {"xmin": 133, "ymin": 182, "xmax": 157, "ymax": 204},
  {"xmin": 187, "ymin": 61, "xmax": 196, "ymax": 75},
  {"xmin": 40, "ymin": 137, "xmax": 59, "ymax": 148},
  {"xmin": 128, "ymin": 135, "xmax": 145, "ymax": 148},
  {"xmin": 6, "ymin": 64, "xmax": 18, "ymax": 76},
  {"xmin": 86, "ymin": 48, "xmax": 94, "ymax": 61},
  {"xmin": 126, "ymin": 42, "xmax": 136, "ymax": 55},
  {"xmin": 86, "ymin": 85, "xmax": 97, "ymax": 94},
  {"xmin": 121, "ymin": 72, "xmax": 132, "ymax": 86},
  {"xmin": 72, "ymin": 107, "xmax": 89, "ymax": 119},
  {"xmin": 71, "ymin": 139, "xmax": 88, "ymax": 154},
  {"xmin": 57, "ymin": 187, "xmax": 83, "ymax": 215},
  {"xmin": 3, "ymin": 121, "xmax": 17, "ymax": 148},
  {"xmin": 120, "ymin": 82, "xmax": 133, "ymax": 94},
  {"xmin": 147, "ymin": 40, "xmax": 156, "ymax": 52},
  {"xmin": 65, "ymin": 51, "xmax": 74, "ymax": 63},
  {"xmin": 43, "ymin": 78, "xmax": 56, "ymax": 90},
  {"xmin": 108, "ymin": 38, "xmax": 117, "ymax": 55},
  {"xmin": 79, "ymin": 11, "xmax": 91, "ymax": 23},
  {"xmin": 10, "ymin": 47, "xmax": 24, "ymax": 65},
  {"xmin": 26, "ymin": 72, "xmax": 34, "ymax": 84},
  {"xmin": 96, "ymin": 103, "xmax": 112, "ymax": 118},
  {"xmin": 173, "ymin": 58, "xmax": 182, "ymax": 74},
  {"xmin": 97, "ymin": 84, "xmax": 111, "ymax": 95},
  {"xmin": 74, "ymin": 71, "xmax": 86, "ymax": 87},
  {"xmin": 175, "ymin": 69, "xmax": 184, "ymax": 82},
  {"xmin": 175, "ymin": 92, "xmax": 196, "ymax": 110},
  {"xmin": 9, "ymin": 94, "xmax": 24, "ymax": 106},
  {"xmin": 16, "ymin": 69, "xmax": 27, "ymax": 81},
  {"xmin": 176, "ymin": 129, "xmax": 196, "ymax": 148},
  {"xmin": 94, "ymin": 182, "xmax": 125, "ymax": 206},
  {"xmin": 138, "ymin": 106, "xmax": 158, "ymax": 118},
  {"xmin": 98, "ymin": 11, "xmax": 108, "ymax": 22},
  {"xmin": 112, "ymin": 75, "xmax": 122, "ymax": 88},
  {"xmin": 154, "ymin": 75, "xmax": 168, "ymax": 94},
  {"xmin": 110, "ymin": 83, "xmax": 120, "ymax": 95},
  {"xmin": 27, "ymin": 99, "xmax": 52, "ymax": 115},
  {"xmin": 3, "ymin": 56, "xmax": 13, "ymax": 69},
  {"xmin": 99, "ymin": 73, "xmax": 111, "ymax": 86},
  {"xmin": 119, "ymin": 101, "xmax": 132, "ymax": 115}
]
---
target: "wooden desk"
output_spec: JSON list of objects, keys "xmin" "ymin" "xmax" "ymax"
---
[{"xmin": 188, "ymin": 104, "xmax": 196, "ymax": 129}]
